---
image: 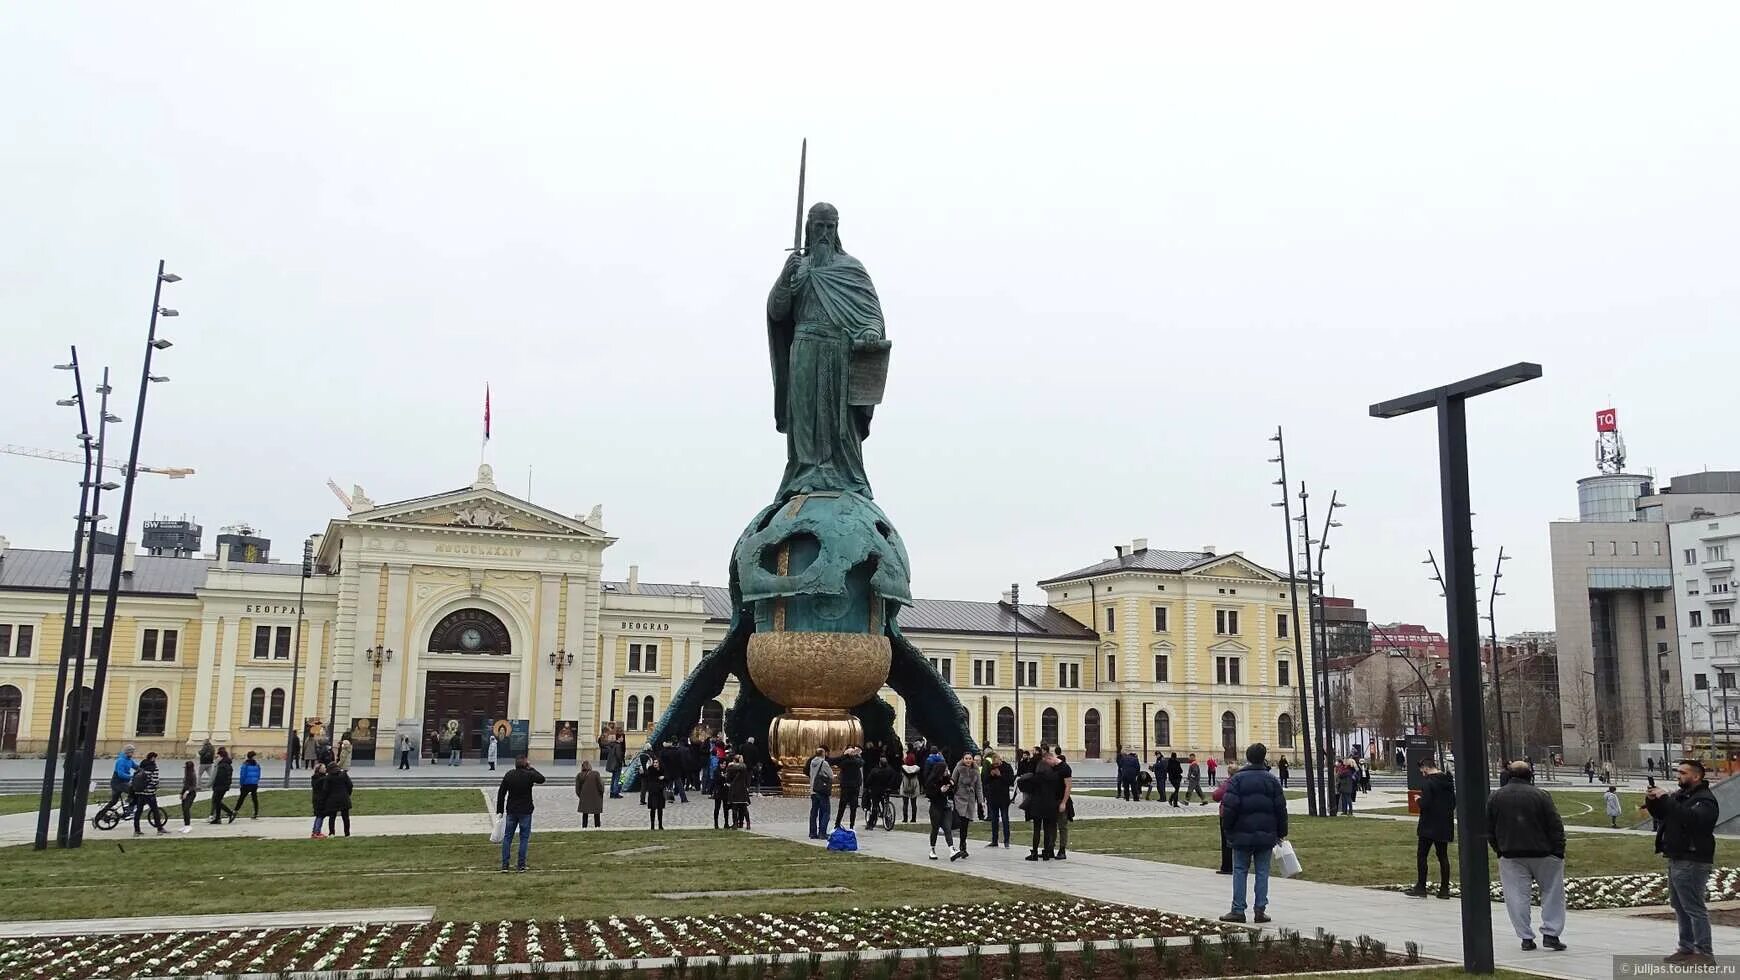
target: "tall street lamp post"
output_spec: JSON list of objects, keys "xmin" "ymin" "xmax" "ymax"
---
[
  {"xmin": 283, "ymin": 536, "xmax": 314, "ymax": 788},
  {"xmin": 34, "ymin": 349, "xmax": 97, "ymax": 851},
  {"xmin": 1011, "ymin": 583, "xmax": 1021, "ymax": 751},
  {"xmin": 1372, "ymin": 360, "xmax": 1542, "ymax": 975},
  {"xmin": 1269, "ymin": 427, "xmax": 1319, "ymax": 817},
  {"xmin": 67, "ymin": 261, "xmax": 180, "ymax": 847}
]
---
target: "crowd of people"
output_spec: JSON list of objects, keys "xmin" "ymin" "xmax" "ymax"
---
[{"xmin": 98, "ymin": 734, "xmax": 356, "ymax": 838}]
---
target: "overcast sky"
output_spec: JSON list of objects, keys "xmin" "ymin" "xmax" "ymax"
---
[{"xmin": 4, "ymin": 5, "xmax": 1736, "ymax": 634}]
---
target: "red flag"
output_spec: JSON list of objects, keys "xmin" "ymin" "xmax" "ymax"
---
[{"xmin": 484, "ymin": 386, "xmax": 492, "ymax": 443}]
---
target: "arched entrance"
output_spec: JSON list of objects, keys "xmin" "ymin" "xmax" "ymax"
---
[
  {"xmin": 1083, "ymin": 708, "xmax": 1102, "ymax": 759},
  {"xmin": 427, "ymin": 608, "xmax": 512, "ymax": 655},
  {"xmin": 701, "ymin": 700, "xmax": 725, "ymax": 735},
  {"xmin": 0, "ymin": 685, "xmax": 21, "ymax": 752},
  {"xmin": 1221, "ymin": 711, "xmax": 1239, "ymax": 761}
]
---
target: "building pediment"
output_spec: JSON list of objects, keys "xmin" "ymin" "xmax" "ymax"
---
[
  {"xmin": 1184, "ymin": 554, "xmax": 1281, "ymax": 583},
  {"xmin": 355, "ymin": 489, "xmax": 607, "ymax": 539},
  {"xmin": 1208, "ymin": 638, "xmax": 1251, "ymax": 656}
]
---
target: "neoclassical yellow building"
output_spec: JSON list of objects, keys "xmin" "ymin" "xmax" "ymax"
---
[{"xmin": 0, "ymin": 471, "xmax": 1310, "ymax": 763}]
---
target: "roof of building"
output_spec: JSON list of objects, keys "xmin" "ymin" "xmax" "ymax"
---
[
  {"xmin": 602, "ymin": 580, "xmax": 1099, "ymax": 640},
  {"xmin": 0, "ymin": 547, "xmax": 301, "ymax": 597},
  {"xmin": 1038, "ymin": 546, "xmax": 1286, "ymax": 586}
]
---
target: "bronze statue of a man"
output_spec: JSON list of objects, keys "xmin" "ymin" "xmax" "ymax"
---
[{"xmin": 766, "ymin": 202, "xmax": 891, "ymax": 501}]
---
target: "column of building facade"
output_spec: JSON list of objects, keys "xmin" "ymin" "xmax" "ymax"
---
[
  {"xmin": 530, "ymin": 573, "xmax": 561, "ymax": 744},
  {"xmin": 1183, "ymin": 592, "xmax": 1200, "ymax": 751},
  {"xmin": 329, "ymin": 556, "xmax": 363, "ymax": 731},
  {"xmin": 210, "ymin": 618, "xmax": 237, "ymax": 742},
  {"xmin": 376, "ymin": 565, "xmax": 411, "ymax": 726},
  {"xmin": 342, "ymin": 562, "xmax": 382, "ymax": 731},
  {"xmin": 187, "ymin": 612, "xmax": 223, "ymax": 742},
  {"xmin": 1118, "ymin": 593, "xmax": 1139, "ymax": 747},
  {"xmin": 301, "ymin": 619, "xmax": 326, "ymax": 735},
  {"xmin": 559, "ymin": 571, "xmax": 588, "ymax": 735}
]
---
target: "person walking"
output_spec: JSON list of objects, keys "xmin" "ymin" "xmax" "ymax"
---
[
  {"xmin": 448, "ymin": 730, "xmax": 462, "ymax": 767},
  {"xmin": 575, "ymin": 760, "xmax": 605, "ymax": 828},
  {"xmin": 1206, "ymin": 754, "xmax": 1218, "ymax": 787},
  {"xmin": 1166, "ymin": 753, "xmax": 1184, "ymax": 807},
  {"xmin": 487, "ymin": 733, "xmax": 500, "ymax": 772},
  {"xmin": 323, "ymin": 764, "xmax": 354, "ymax": 837},
  {"xmin": 336, "ymin": 734, "xmax": 353, "ymax": 772},
  {"xmin": 642, "ymin": 757, "xmax": 669, "ymax": 830},
  {"xmin": 1645, "ymin": 759, "xmax": 1720, "ymax": 964},
  {"xmin": 178, "ymin": 760, "xmax": 197, "ymax": 833},
  {"xmin": 710, "ymin": 756, "xmax": 733, "ymax": 829},
  {"xmin": 1336, "ymin": 759, "xmax": 1357, "ymax": 816},
  {"xmin": 807, "ymin": 747, "xmax": 833, "ymax": 840},
  {"xmin": 109, "ymin": 745, "xmax": 140, "ymax": 810},
  {"xmin": 288, "ymin": 730, "xmax": 301, "ymax": 771},
  {"xmin": 495, "ymin": 754, "xmax": 545, "ymax": 870},
  {"xmin": 398, "ymin": 735, "xmax": 412, "ymax": 770},
  {"xmin": 1404, "ymin": 754, "xmax": 1455, "ymax": 899},
  {"xmin": 925, "ymin": 754, "xmax": 955, "ymax": 860},
  {"xmin": 130, "ymin": 753, "xmax": 166, "ymax": 835},
  {"xmin": 728, "ymin": 752, "xmax": 753, "ymax": 829},
  {"xmin": 1277, "ymin": 756, "xmax": 1290, "ymax": 789},
  {"xmin": 208, "ymin": 748, "xmax": 235, "ymax": 824},
  {"xmin": 1116, "ymin": 749, "xmax": 1138, "ymax": 801},
  {"xmin": 832, "ymin": 746, "xmax": 865, "ymax": 830},
  {"xmin": 1219, "ymin": 744, "xmax": 1287, "ymax": 924},
  {"xmin": 1585, "ymin": 760, "xmax": 1597, "ymax": 784},
  {"xmin": 309, "ymin": 763, "xmax": 331, "ymax": 839},
  {"xmin": 1022, "ymin": 745, "xmax": 1064, "ymax": 861},
  {"xmin": 235, "ymin": 751, "xmax": 262, "ymax": 819},
  {"xmin": 1054, "ymin": 751, "xmax": 1077, "ymax": 860},
  {"xmin": 197, "ymin": 738, "xmax": 214, "ymax": 785},
  {"xmin": 1603, "ymin": 785, "xmax": 1624, "ymax": 828},
  {"xmin": 1184, "ymin": 754, "xmax": 1207, "ymax": 805},
  {"xmin": 899, "ymin": 755, "xmax": 922, "ymax": 823},
  {"xmin": 983, "ymin": 752, "xmax": 1014, "ymax": 848},
  {"xmin": 1148, "ymin": 752, "xmax": 1164, "ymax": 802},
  {"xmin": 1487, "ymin": 761, "xmax": 1567, "ymax": 952},
  {"xmin": 1213, "ymin": 764, "xmax": 1236, "ymax": 874},
  {"xmin": 659, "ymin": 740, "xmax": 690, "ymax": 805},
  {"xmin": 950, "ymin": 751, "xmax": 983, "ymax": 861}
]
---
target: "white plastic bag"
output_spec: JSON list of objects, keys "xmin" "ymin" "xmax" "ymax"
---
[
  {"xmin": 489, "ymin": 814, "xmax": 506, "ymax": 844},
  {"xmin": 1273, "ymin": 839, "xmax": 1302, "ymax": 878}
]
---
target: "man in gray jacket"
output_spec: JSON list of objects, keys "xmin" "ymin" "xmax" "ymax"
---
[
  {"xmin": 1487, "ymin": 761, "xmax": 1567, "ymax": 952},
  {"xmin": 950, "ymin": 751, "xmax": 983, "ymax": 861},
  {"xmin": 807, "ymin": 747, "xmax": 833, "ymax": 841}
]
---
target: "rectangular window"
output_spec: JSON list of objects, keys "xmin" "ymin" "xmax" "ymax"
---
[
  {"xmin": 1215, "ymin": 656, "xmax": 1242, "ymax": 685},
  {"xmin": 13, "ymin": 625, "xmax": 29, "ymax": 658},
  {"xmin": 1659, "ymin": 641, "xmax": 1671, "ymax": 654},
  {"xmin": 1154, "ymin": 654, "xmax": 1169, "ymax": 683},
  {"xmin": 1278, "ymin": 658, "xmax": 1291, "ymax": 687},
  {"xmin": 1656, "ymin": 542, "xmax": 1663, "ymax": 557},
  {"xmin": 1277, "ymin": 613, "xmax": 1290, "ymax": 639},
  {"xmin": 1631, "ymin": 541, "xmax": 1640, "ymax": 556},
  {"xmin": 254, "ymin": 625, "xmax": 271, "ymax": 659},
  {"xmin": 628, "ymin": 643, "xmax": 642, "ymax": 673},
  {"xmin": 1021, "ymin": 661, "xmax": 1037, "ymax": 688},
  {"xmin": 0, "ymin": 625, "xmax": 9, "ymax": 656},
  {"xmin": 1714, "ymin": 581, "xmax": 1732, "ymax": 595},
  {"xmin": 1105, "ymin": 654, "xmax": 1117, "ymax": 682},
  {"xmin": 972, "ymin": 660, "xmax": 981, "ymax": 686},
  {"xmin": 1215, "ymin": 610, "xmax": 1239, "ymax": 635},
  {"xmin": 88, "ymin": 627, "xmax": 104, "ymax": 657},
  {"xmin": 1105, "ymin": 607, "xmax": 1116, "ymax": 632},
  {"xmin": 1711, "ymin": 545, "xmax": 1729, "ymax": 561},
  {"xmin": 1656, "ymin": 590, "xmax": 1667, "ymax": 605},
  {"xmin": 1691, "ymin": 611, "xmax": 1704, "ymax": 628},
  {"xmin": 1690, "ymin": 581, "xmax": 1702, "ymax": 596},
  {"xmin": 972, "ymin": 659, "xmax": 996, "ymax": 687},
  {"xmin": 1153, "ymin": 606, "xmax": 1168, "ymax": 632},
  {"xmin": 160, "ymin": 629, "xmax": 177, "ymax": 662},
  {"xmin": 1057, "ymin": 663, "xmax": 1080, "ymax": 689},
  {"xmin": 1587, "ymin": 541, "xmax": 1596, "ymax": 556},
  {"xmin": 1609, "ymin": 541, "xmax": 1618, "ymax": 556},
  {"xmin": 1686, "ymin": 549, "xmax": 1699, "ymax": 565},
  {"xmin": 273, "ymin": 626, "xmax": 292, "ymax": 660},
  {"xmin": 644, "ymin": 644, "xmax": 659, "ymax": 673},
  {"xmin": 1717, "ymin": 639, "xmax": 1737, "ymax": 658},
  {"xmin": 1694, "ymin": 642, "xmax": 1706, "ymax": 658},
  {"xmin": 1721, "ymin": 672, "xmax": 1735, "ymax": 690},
  {"xmin": 928, "ymin": 657, "xmax": 952, "ymax": 684},
  {"xmin": 1656, "ymin": 616, "xmax": 1668, "ymax": 630},
  {"xmin": 1696, "ymin": 673, "xmax": 1709, "ymax": 690},
  {"xmin": 1716, "ymin": 609, "xmax": 1733, "ymax": 626},
  {"xmin": 142, "ymin": 629, "xmax": 159, "ymax": 661}
]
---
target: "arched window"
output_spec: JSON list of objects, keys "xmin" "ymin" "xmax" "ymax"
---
[
  {"xmin": 247, "ymin": 688, "xmax": 266, "ymax": 728},
  {"xmin": 1041, "ymin": 707, "xmax": 1059, "ymax": 748},
  {"xmin": 642, "ymin": 697, "xmax": 656, "ymax": 730},
  {"xmin": 996, "ymin": 706, "xmax": 1015, "ymax": 746},
  {"xmin": 702, "ymin": 699, "xmax": 725, "ymax": 735},
  {"xmin": 1221, "ymin": 711, "xmax": 1238, "ymax": 760},
  {"xmin": 1082, "ymin": 708, "xmax": 1102, "ymax": 759},
  {"xmin": 627, "ymin": 696, "xmax": 641, "ymax": 732},
  {"xmin": 135, "ymin": 688, "xmax": 168, "ymax": 737},
  {"xmin": 427, "ymin": 608, "xmax": 512, "ymax": 655},
  {"xmin": 0, "ymin": 684, "xmax": 21, "ymax": 753},
  {"xmin": 1277, "ymin": 712, "xmax": 1295, "ymax": 748},
  {"xmin": 1155, "ymin": 710, "xmax": 1171, "ymax": 746},
  {"xmin": 268, "ymin": 689, "xmax": 286, "ymax": 728}
]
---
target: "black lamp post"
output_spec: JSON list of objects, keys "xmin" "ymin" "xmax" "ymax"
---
[
  {"xmin": 1371, "ymin": 360, "xmax": 1541, "ymax": 975},
  {"xmin": 33, "ymin": 348, "xmax": 96, "ymax": 850},
  {"xmin": 283, "ymin": 536, "xmax": 314, "ymax": 788},
  {"xmin": 1011, "ymin": 582, "xmax": 1021, "ymax": 750},
  {"xmin": 1269, "ymin": 427, "xmax": 1320, "ymax": 817},
  {"xmin": 67, "ymin": 261, "xmax": 180, "ymax": 847}
]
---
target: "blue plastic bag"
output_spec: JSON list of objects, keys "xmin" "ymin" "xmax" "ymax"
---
[{"xmin": 826, "ymin": 827, "xmax": 858, "ymax": 852}]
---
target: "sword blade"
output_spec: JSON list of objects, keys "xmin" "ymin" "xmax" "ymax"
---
[{"xmin": 792, "ymin": 138, "xmax": 807, "ymax": 252}]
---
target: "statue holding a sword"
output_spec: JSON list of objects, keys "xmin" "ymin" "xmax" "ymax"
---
[{"xmin": 766, "ymin": 140, "xmax": 894, "ymax": 502}]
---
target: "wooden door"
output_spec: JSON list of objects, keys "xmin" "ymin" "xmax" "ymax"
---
[
  {"xmin": 0, "ymin": 685, "xmax": 20, "ymax": 752},
  {"xmin": 423, "ymin": 672, "xmax": 509, "ymax": 758},
  {"xmin": 1083, "ymin": 708, "xmax": 1102, "ymax": 759}
]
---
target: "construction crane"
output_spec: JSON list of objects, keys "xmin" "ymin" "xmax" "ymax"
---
[{"xmin": 2, "ymin": 444, "xmax": 195, "ymax": 479}]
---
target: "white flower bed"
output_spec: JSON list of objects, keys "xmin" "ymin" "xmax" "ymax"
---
[
  {"xmin": 0, "ymin": 900, "xmax": 1230, "ymax": 979},
  {"xmin": 1382, "ymin": 866, "xmax": 1740, "ymax": 909}
]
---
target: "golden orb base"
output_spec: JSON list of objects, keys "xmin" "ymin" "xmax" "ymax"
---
[{"xmin": 769, "ymin": 708, "xmax": 863, "ymax": 797}]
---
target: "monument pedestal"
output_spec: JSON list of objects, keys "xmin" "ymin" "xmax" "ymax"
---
[
  {"xmin": 747, "ymin": 629, "xmax": 890, "ymax": 798},
  {"xmin": 769, "ymin": 709, "xmax": 863, "ymax": 797}
]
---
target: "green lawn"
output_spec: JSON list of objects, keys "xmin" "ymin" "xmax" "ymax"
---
[
  {"xmin": 1064, "ymin": 815, "xmax": 1733, "ymax": 887},
  {"xmin": 0, "ymin": 794, "xmax": 43, "ymax": 816},
  {"xmin": 0, "ymin": 831, "xmax": 1066, "ymax": 922},
  {"xmin": 187, "ymin": 787, "xmax": 485, "ymax": 819},
  {"xmin": 1366, "ymin": 790, "xmax": 1650, "ymax": 829}
]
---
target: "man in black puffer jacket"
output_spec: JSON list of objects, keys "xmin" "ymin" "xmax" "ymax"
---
[
  {"xmin": 1646, "ymin": 759, "xmax": 1720, "ymax": 964},
  {"xmin": 1218, "ymin": 743, "xmax": 1287, "ymax": 924},
  {"xmin": 1487, "ymin": 761, "xmax": 1567, "ymax": 952}
]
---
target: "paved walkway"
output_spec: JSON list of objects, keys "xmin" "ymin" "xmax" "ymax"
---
[
  {"xmin": 0, "ymin": 907, "xmax": 434, "ymax": 940},
  {"xmin": 759, "ymin": 817, "xmax": 1737, "ymax": 980}
]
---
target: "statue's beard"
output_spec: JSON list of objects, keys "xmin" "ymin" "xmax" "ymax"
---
[{"xmin": 808, "ymin": 237, "xmax": 839, "ymax": 264}]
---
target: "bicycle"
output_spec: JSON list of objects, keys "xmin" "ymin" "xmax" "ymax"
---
[
  {"xmin": 869, "ymin": 795, "xmax": 896, "ymax": 831},
  {"xmin": 92, "ymin": 794, "xmax": 167, "ymax": 832}
]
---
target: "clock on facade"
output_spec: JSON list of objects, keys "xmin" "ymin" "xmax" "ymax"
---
[{"xmin": 459, "ymin": 627, "xmax": 484, "ymax": 651}]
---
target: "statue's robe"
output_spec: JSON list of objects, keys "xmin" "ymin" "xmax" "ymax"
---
[{"xmin": 767, "ymin": 252, "xmax": 884, "ymax": 501}]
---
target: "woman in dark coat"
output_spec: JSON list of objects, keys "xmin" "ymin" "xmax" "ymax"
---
[
  {"xmin": 178, "ymin": 761, "xmax": 198, "ymax": 833},
  {"xmin": 324, "ymin": 766, "xmax": 354, "ymax": 837},
  {"xmin": 575, "ymin": 760, "xmax": 606, "ymax": 828},
  {"xmin": 982, "ymin": 753, "xmax": 1015, "ymax": 848},
  {"xmin": 309, "ymin": 763, "xmax": 330, "ymax": 838},
  {"xmin": 726, "ymin": 754, "xmax": 752, "ymax": 829},
  {"xmin": 1405, "ymin": 757, "xmax": 1456, "ymax": 898},
  {"xmin": 710, "ymin": 757, "xmax": 733, "ymax": 829},
  {"xmin": 642, "ymin": 758, "xmax": 669, "ymax": 830}
]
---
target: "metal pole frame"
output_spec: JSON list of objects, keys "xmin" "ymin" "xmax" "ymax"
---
[
  {"xmin": 1297, "ymin": 484, "xmax": 1333, "ymax": 816},
  {"xmin": 33, "ymin": 347, "xmax": 93, "ymax": 850},
  {"xmin": 1270, "ymin": 427, "xmax": 1319, "ymax": 817},
  {"xmin": 283, "ymin": 536, "xmax": 313, "ymax": 788},
  {"xmin": 68, "ymin": 261, "xmax": 172, "ymax": 847},
  {"xmin": 1486, "ymin": 546, "xmax": 1512, "ymax": 763},
  {"xmin": 1310, "ymin": 489, "xmax": 1342, "ymax": 803},
  {"xmin": 58, "ymin": 367, "xmax": 115, "ymax": 846},
  {"xmin": 1371, "ymin": 361, "xmax": 1541, "ymax": 974},
  {"xmin": 1011, "ymin": 582, "xmax": 1021, "ymax": 751}
]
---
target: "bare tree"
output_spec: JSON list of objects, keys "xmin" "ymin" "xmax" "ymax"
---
[
  {"xmin": 1567, "ymin": 668, "xmax": 1600, "ymax": 765},
  {"xmin": 1378, "ymin": 679, "xmax": 1403, "ymax": 762}
]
